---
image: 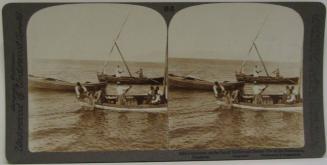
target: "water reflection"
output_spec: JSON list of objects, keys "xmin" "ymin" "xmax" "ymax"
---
[{"xmin": 169, "ymin": 90, "xmax": 304, "ymax": 150}]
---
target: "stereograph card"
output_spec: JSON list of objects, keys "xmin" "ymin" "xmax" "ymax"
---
[{"xmin": 2, "ymin": 1, "xmax": 326, "ymax": 163}]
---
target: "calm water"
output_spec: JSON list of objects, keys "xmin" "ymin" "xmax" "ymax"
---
[
  {"xmin": 29, "ymin": 58, "xmax": 304, "ymax": 152},
  {"xmin": 168, "ymin": 58, "xmax": 303, "ymax": 149},
  {"xmin": 29, "ymin": 59, "xmax": 168, "ymax": 152}
]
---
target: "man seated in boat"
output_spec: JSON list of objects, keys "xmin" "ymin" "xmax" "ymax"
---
[
  {"xmin": 116, "ymin": 81, "xmax": 131, "ymax": 105},
  {"xmin": 135, "ymin": 68, "xmax": 145, "ymax": 78},
  {"xmin": 282, "ymin": 86, "xmax": 291, "ymax": 102},
  {"xmin": 285, "ymin": 86, "xmax": 297, "ymax": 104},
  {"xmin": 115, "ymin": 65, "xmax": 124, "ymax": 78},
  {"xmin": 253, "ymin": 65, "xmax": 262, "ymax": 77},
  {"xmin": 252, "ymin": 81, "xmax": 268, "ymax": 104},
  {"xmin": 75, "ymin": 82, "xmax": 88, "ymax": 100},
  {"xmin": 151, "ymin": 86, "xmax": 162, "ymax": 104},
  {"xmin": 146, "ymin": 86, "xmax": 155, "ymax": 103}
]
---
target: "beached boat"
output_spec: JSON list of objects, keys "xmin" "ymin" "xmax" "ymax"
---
[
  {"xmin": 216, "ymin": 99, "xmax": 302, "ymax": 113},
  {"xmin": 97, "ymin": 73, "xmax": 163, "ymax": 84},
  {"xmin": 168, "ymin": 74, "xmax": 244, "ymax": 91},
  {"xmin": 29, "ymin": 74, "xmax": 106, "ymax": 92},
  {"xmin": 235, "ymin": 73, "xmax": 299, "ymax": 84}
]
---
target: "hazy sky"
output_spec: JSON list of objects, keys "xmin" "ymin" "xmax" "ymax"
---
[
  {"xmin": 169, "ymin": 3, "xmax": 304, "ymax": 63},
  {"xmin": 27, "ymin": 4, "xmax": 167, "ymax": 63},
  {"xmin": 28, "ymin": 3, "xmax": 303, "ymax": 64}
]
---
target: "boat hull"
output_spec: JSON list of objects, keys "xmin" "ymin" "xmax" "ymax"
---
[
  {"xmin": 235, "ymin": 73, "xmax": 299, "ymax": 84},
  {"xmin": 78, "ymin": 100, "xmax": 167, "ymax": 114},
  {"xmin": 168, "ymin": 74, "xmax": 244, "ymax": 91},
  {"xmin": 29, "ymin": 75, "xmax": 106, "ymax": 92},
  {"xmin": 217, "ymin": 100, "xmax": 302, "ymax": 113},
  {"xmin": 97, "ymin": 73, "xmax": 164, "ymax": 85},
  {"xmin": 79, "ymin": 102, "xmax": 167, "ymax": 113}
]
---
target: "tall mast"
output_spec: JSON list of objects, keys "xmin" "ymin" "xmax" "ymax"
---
[
  {"xmin": 239, "ymin": 14, "xmax": 269, "ymax": 73},
  {"xmin": 298, "ymin": 47, "xmax": 303, "ymax": 99},
  {"xmin": 102, "ymin": 12, "xmax": 131, "ymax": 73},
  {"xmin": 114, "ymin": 41, "xmax": 133, "ymax": 77},
  {"xmin": 163, "ymin": 25, "xmax": 169, "ymax": 100},
  {"xmin": 253, "ymin": 42, "xmax": 270, "ymax": 76}
]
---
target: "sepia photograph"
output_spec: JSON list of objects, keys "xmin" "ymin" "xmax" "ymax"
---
[
  {"xmin": 168, "ymin": 3, "xmax": 304, "ymax": 149},
  {"xmin": 27, "ymin": 3, "xmax": 305, "ymax": 153},
  {"xmin": 28, "ymin": 4, "xmax": 168, "ymax": 152},
  {"xmin": 3, "ymin": 1, "xmax": 327, "ymax": 163}
]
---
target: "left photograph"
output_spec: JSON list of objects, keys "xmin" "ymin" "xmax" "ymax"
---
[{"xmin": 28, "ymin": 4, "xmax": 168, "ymax": 152}]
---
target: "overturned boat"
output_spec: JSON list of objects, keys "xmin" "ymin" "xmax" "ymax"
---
[
  {"xmin": 168, "ymin": 74, "xmax": 244, "ymax": 91},
  {"xmin": 29, "ymin": 74, "xmax": 106, "ymax": 92},
  {"xmin": 97, "ymin": 73, "xmax": 163, "ymax": 85}
]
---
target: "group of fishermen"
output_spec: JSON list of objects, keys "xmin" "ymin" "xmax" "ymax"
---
[
  {"xmin": 213, "ymin": 65, "xmax": 299, "ymax": 105},
  {"xmin": 115, "ymin": 65, "xmax": 144, "ymax": 78},
  {"xmin": 253, "ymin": 65, "xmax": 280, "ymax": 78},
  {"xmin": 75, "ymin": 81, "xmax": 162, "ymax": 106},
  {"xmin": 213, "ymin": 81, "xmax": 241, "ymax": 105}
]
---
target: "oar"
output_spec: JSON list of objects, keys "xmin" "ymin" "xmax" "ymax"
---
[
  {"xmin": 132, "ymin": 71, "xmax": 162, "ymax": 84},
  {"xmin": 285, "ymin": 78, "xmax": 296, "ymax": 84},
  {"xmin": 147, "ymin": 78, "xmax": 161, "ymax": 84},
  {"xmin": 131, "ymin": 76, "xmax": 162, "ymax": 85},
  {"xmin": 258, "ymin": 84, "xmax": 269, "ymax": 96}
]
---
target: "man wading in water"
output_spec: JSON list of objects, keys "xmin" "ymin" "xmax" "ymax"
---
[{"xmin": 75, "ymin": 82, "xmax": 88, "ymax": 100}]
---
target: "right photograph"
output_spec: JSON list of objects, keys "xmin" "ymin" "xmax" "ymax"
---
[{"xmin": 168, "ymin": 3, "xmax": 304, "ymax": 150}]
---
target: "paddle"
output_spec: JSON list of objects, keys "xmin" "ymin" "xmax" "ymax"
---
[{"xmin": 285, "ymin": 78, "xmax": 296, "ymax": 84}]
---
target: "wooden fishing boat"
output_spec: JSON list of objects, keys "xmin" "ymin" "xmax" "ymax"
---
[
  {"xmin": 235, "ymin": 73, "xmax": 298, "ymax": 84},
  {"xmin": 83, "ymin": 13, "xmax": 168, "ymax": 113},
  {"xmin": 98, "ymin": 14, "xmax": 164, "ymax": 85},
  {"xmin": 168, "ymin": 74, "xmax": 244, "ymax": 91},
  {"xmin": 29, "ymin": 74, "xmax": 106, "ymax": 92},
  {"xmin": 216, "ymin": 99, "xmax": 302, "ymax": 113},
  {"xmin": 97, "ymin": 73, "xmax": 164, "ymax": 85},
  {"xmin": 216, "ymin": 93, "xmax": 302, "ymax": 113},
  {"xmin": 236, "ymin": 16, "xmax": 300, "ymax": 85},
  {"xmin": 78, "ymin": 94, "xmax": 167, "ymax": 113}
]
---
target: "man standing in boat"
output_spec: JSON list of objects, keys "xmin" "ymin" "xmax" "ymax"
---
[
  {"xmin": 272, "ymin": 67, "xmax": 280, "ymax": 78},
  {"xmin": 253, "ymin": 65, "xmax": 262, "ymax": 77},
  {"xmin": 116, "ymin": 81, "xmax": 131, "ymax": 105},
  {"xmin": 94, "ymin": 85, "xmax": 108, "ymax": 105},
  {"xmin": 115, "ymin": 65, "xmax": 124, "ymax": 78},
  {"xmin": 135, "ymin": 68, "xmax": 144, "ymax": 78},
  {"xmin": 252, "ymin": 81, "xmax": 267, "ymax": 104}
]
